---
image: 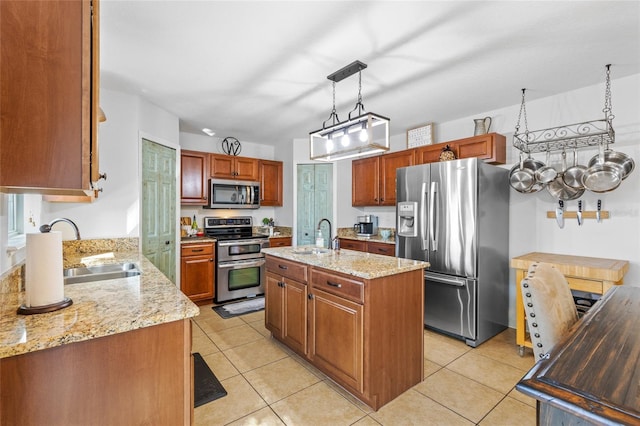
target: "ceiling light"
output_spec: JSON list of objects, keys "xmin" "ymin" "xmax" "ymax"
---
[
  {"xmin": 202, "ymin": 128, "xmax": 215, "ymax": 136},
  {"xmin": 309, "ymin": 60, "xmax": 390, "ymax": 161}
]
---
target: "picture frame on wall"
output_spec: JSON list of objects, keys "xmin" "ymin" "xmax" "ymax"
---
[{"xmin": 407, "ymin": 123, "xmax": 434, "ymax": 148}]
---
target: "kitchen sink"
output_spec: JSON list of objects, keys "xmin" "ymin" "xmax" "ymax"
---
[{"xmin": 63, "ymin": 262, "xmax": 141, "ymax": 284}]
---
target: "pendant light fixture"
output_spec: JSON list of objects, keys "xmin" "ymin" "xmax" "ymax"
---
[{"xmin": 309, "ymin": 60, "xmax": 390, "ymax": 161}]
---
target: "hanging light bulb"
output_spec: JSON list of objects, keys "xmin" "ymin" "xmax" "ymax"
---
[
  {"xmin": 359, "ymin": 123, "xmax": 368, "ymax": 142},
  {"xmin": 341, "ymin": 132, "xmax": 350, "ymax": 147},
  {"xmin": 326, "ymin": 134, "xmax": 334, "ymax": 152}
]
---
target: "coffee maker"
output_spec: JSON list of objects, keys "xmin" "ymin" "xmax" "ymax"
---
[{"xmin": 353, "ymin": 215, "xmax": 378, "ymax": 237}]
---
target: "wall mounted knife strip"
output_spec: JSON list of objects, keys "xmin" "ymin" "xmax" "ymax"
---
[{"xmin": 546, "ymin": 211, "xmax": 610, "ymax": 220}]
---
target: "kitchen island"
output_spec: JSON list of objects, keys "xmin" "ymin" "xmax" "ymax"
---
[
  {"xmin": 262, "ymin": 246, "xmax": 428, "ymax": 410},
  {"xmin": 0, "ymin": 251, "xmax": 199, "ymax": 425}
]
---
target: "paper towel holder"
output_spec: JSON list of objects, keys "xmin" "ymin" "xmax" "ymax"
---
[{"xmin": 17, "ymin": 297, "xmax": 73, "ymax": 315}]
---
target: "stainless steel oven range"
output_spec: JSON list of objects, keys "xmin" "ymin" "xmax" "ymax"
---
[{"xmin": 204, "ymin": 216, "xmax": 270, "ymax": 303}]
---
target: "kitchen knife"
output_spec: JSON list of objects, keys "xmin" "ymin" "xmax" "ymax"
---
[
  {"xmin": 556, "ymin": 200, "xmax": 564, "ymax": 229},
  {"xmin": 597, "ymin": 200, "xmax": 602, "ymax": 223},
  {"xmin": 577, "ymin": 200, "xmax": 583, "ymax": 226}
]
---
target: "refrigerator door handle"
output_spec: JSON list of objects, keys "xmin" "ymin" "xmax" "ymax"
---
[
  {"xmin": 424, "ymin": 271, "xmax": 469, "ymax": 287},
  {"xmin": 429, "ymin": 181, "xmax": 438, "ymax": 251},
  {"xmin": 420, "ymin": 182, "xmax": 428, "ymax": 251}
]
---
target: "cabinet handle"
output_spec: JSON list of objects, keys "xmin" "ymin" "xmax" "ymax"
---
[
  {"xmin": 191, "ymin": 248, "xmax": 204, "ymax": 252},
  {"xmin": 327, "ymin": 281, "xmax": 342, "ymax": 288},
  {"xmin": 278, "ymin": 265, "xmax": 288, "ymax": 270},
  {"xmin": 210, "ymin": 258, "xmax": 214, "ymax": 262},
  {"xmin": 308, "ymin": 294, "xmax": 314, "ymax": 300}
]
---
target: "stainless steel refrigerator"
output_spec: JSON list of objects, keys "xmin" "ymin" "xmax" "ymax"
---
[{"xmin": 396, "ymin": 157, "xmax": 509, "ymax": 347}]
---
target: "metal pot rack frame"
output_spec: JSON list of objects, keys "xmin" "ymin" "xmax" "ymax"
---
[
  {"xmin": 513, "ymin": 118, "xmax": 614, "ymax": 154},
  {"xmin": 513, "ymin": 64, "xmax": 616, "ymax": 155}
]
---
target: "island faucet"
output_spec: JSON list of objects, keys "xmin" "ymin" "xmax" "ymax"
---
[
  {"xmin": 39, "ymin": 218, "xmax": 81, "ymax": 240},
  {"xmin": 317, "ymin": 218, "xmax": 332, "ymax": 249}
]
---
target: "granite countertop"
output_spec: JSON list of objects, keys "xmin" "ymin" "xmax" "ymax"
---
[
  {"xmin": 262, "ymin": 246, "xmax": 428, "ymax": 280},
  {"xmin": 0, "ymin": 251, "xmax": 199, "ymax": 359},
  {"xmin": 180, "ymin": 236, "xmax": 216, "ymax": 244},
  {"xmin": 340, "ymin": 235, "xmax": 396, "ymax": 245}
]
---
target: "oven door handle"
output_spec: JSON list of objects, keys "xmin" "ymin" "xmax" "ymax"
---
[
  {"xmin": 217, "ymin": 239, "xmax": 267, "ymax": 247},
  {"xmin": 217, "ymin": 258, "xmax": 265, "ymax": 269}
]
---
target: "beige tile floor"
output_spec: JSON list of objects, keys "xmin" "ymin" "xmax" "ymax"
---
[{"xmin": 192, "ymin": 303, "xmax": 537, "ymax": 425}]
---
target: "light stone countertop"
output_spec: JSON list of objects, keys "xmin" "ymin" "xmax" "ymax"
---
[
  {"xmin": 262, "ymin": 246, "xmax": 428, "ymax": 279},
  {"xmin": 0, "ymin": 252, "xmax": 199, "ymax": 359}
]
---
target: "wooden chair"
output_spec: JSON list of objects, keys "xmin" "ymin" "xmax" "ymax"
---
[{"xmin": 520, "ymin": 262, "xmax": 579, "ymax": 360}]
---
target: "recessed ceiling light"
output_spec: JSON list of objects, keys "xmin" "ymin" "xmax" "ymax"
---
[{"xmin": 202, "ymin": 128, "xmax": 215, "ymax": 136}]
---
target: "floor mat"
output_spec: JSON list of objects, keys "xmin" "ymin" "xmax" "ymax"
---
[
  {"xmin": 193, "ymin": 352, "xmax": 227, "ymax": 407},
  {"xmin": 212, "ymin": 297, "xmax": 265, "ymax": 319}
]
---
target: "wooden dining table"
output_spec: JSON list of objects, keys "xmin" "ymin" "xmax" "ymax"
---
[{"xmin": 516, "ymin": 285, "xmax": 640, "ymax": 424}]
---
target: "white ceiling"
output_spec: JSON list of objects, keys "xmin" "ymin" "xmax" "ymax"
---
[{"xmin": 100, "ymin": 1, "xmax": 640, "ymax": 145}]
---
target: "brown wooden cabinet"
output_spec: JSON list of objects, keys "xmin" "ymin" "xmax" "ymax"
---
[
  {"xmin": 210, "ymin": 153, "xmax": 259, "ymax": 181},
  {"xmin": 269, "ymin": 236, "xmax": 292, "ymax": 247},
  {"xmin": 265, "ymin": 253, "xmax": 424, "ymax": 410},
  {"xmin": 180, "ymin": 243, "xmax": 215, "ymax": 302},
  {"xmin": 339, "ymin": 238, "xmax": 395, "ymax": 257},
  {"xmin": 265, "ymin": 257, "xmax": 308, "ymax": 355},
  {"xmin": 352, "ymin": 150, "xmax": 415, "ymax": 206},
  {"xmin": 0, "ymin": 0, "xmax": 101, "ymax": 196},
  {"xmin": 259, "ymin": 160, "xmax": 283, "ymax": 206},
  {"xmin": 180, "ymin": 150, "xmax": 209, "ymax": 205},
  {"xmin": 415, "ymin": 133, "xmax": 506, "ymax": 165}
]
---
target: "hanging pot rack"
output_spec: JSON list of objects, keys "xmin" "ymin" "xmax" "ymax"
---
[{"xmin": 513, "ymin": 65, "xmax": 615, "ymax": 154}]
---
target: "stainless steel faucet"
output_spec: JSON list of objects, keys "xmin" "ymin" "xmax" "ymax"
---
[
  {"xmin": 317, "ymin": 218, "xmax": 332, "ymax": 249},
  {"xmin": 39, "ymin": 218, "xmax": 81, "ymax": 240}
]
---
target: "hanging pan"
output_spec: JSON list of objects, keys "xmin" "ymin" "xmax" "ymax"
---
[
  {"xmin": 509, "ymin": 153, "xmax": 545, "ymax": 193},
  {"xmin": 534, "ymin": 150, "xmax": 557, "ymax": 185},
  {"xmin": 547, "ymin": 150, "xmax": 584, "ymax": 200},
  {"xmin": 582, "ymin": 143, "xmax": 623, "ymax": 193},
  {"xmin": 563, "ymin": 148, "xmax": 587, "ymax": 189},
  {"xmin": 586, "ymin": 145, "xmax": 635, "ymax": 180}
]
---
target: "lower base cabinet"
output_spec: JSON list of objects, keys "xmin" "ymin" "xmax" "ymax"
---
[
  {"xmin": 0, "ymin": 320, "xmax": 192, "ymax": 425},
  {"xmin": 180, "ymin": 242, "xmax": 215, "ymax": 302},
  {"xmin": 265, "ymin": 254, "xmax": 423, "ymax": 410}
]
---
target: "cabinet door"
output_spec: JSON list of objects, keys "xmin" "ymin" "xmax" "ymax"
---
[
  {"xmin": 210, "ymin": 154, "xmax": 235, "ymax": 179},
  {"xmin": 309, "ymin": 288, "xmax": 364, "ymax": 392},
  {"xmin": 282, "ymin": 279, "xmax": 308, "ymax": 355},
  {"xmin": 259, "ymin": 160, "xmax": 283, "ymax": 206},
  {"xmin": 456, "ymin": 133, "xmax": 506, "ymax": 165},
  {"xmin": 235, "ymin": 157, "xmax": 259, "ymax": 181},
  {"xmin": 379, "ymin": 150, "xmax": 415, "ymax": 206},
  {"xmin": 269, "ymin": 237, "xmax": 292, "ymax": 247},
  {"xmin": 265, "ymin": 272, "xmax": 284, "ymax": 337},
  {"xmin": 180, "ymin": 253, "xmax": 214, "ymax": 301},
  {"xmin": 352, "ymin": 156, "xmax": 380, "ymax": 206},
  {"xmin": 0, "ymin": 0, "xmax": 96, "ymax": 194},
  {"xmin": 180, "ymin": 150, "xmax": 209, "ymax": 205}
]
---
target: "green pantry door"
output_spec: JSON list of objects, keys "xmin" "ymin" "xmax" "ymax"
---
[
  {"xmin": 141, "ymin": 139, "xmax": 176, "ymax": 283},
  {"xmin": 297, "ymin": 164, "xmax": 333, "ymax": 246}
]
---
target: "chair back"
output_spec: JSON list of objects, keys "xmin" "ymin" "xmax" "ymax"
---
[{"xmin": 520, "ymin": 262, "xmax": 579, "ymax": 360}]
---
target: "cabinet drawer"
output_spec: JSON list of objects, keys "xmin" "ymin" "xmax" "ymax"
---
[
  {"xmin": 366, "ymin": 241, "xmax": 395, "ymax": 257},
  {"xmin": 339, "ymin": 239, "xmax": 367, "ymax": 252},
  {"xmin": 266, "ymin": 257, "xmax": 308, "ymax": 283},
  {"xmin": 181, "ymin": 243, "xmax": 213, "ymax": 257},
  {"xmin": 269, "ymin": 237, "xmax": 292, "ymax": 247},
  {"xmin": 311, "ymin": 269, "xmax": 364, "ymax": 304},
  {"xmin": 566, "ymin": 276, "xmax": 604, "ymax": 294}
]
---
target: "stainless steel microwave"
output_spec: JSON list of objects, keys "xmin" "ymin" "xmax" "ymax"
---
[{"xmin": 208, "ymin": 179, "xmax": 260, "ymax": 209}]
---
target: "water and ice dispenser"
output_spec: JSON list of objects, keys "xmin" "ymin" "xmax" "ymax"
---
[{"xmin": 397, "ymin": 201, "xmax": 417, "ymax": 237}]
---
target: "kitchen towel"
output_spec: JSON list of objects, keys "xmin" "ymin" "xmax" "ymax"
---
[{"xmin": 26, "ymin": 232, "xmax": 64, "ymax": 307}]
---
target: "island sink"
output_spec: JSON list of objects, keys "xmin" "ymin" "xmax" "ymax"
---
[{"xmin": 63, "ymin": 262, "xmax": 141, "ymax": 284}]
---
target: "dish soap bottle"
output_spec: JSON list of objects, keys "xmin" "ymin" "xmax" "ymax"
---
[
  {"xmin": 191, "ymin": 215, "xmax": 198, "ymax": 235},
  {"xmin": 315, "ymin": 229, "xmax": 324, "ymax": 247}
]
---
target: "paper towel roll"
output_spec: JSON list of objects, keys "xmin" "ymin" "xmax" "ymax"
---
[{"xmin": 26, "ymin": 232, "xmax": 65, "ymax": 307}]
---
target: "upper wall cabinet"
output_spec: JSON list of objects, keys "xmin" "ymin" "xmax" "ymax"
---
[
  {"xmin": 210, "ymin": 154, "xmax": 259, "ymax": 181},
  {"xmin": 259, "ymin": 160, "xmax": 283, "ymax": 207},
  {"xmin": 352, "ymin": 150, "xmax": 415, "ymax": 206},
  {"xmin": 180, "ymin": 150, "xmax": 209, "ymax": 205},
  {"xmin": 0, "ymin": 0, "xmax": 101, "ymax": 196},
  {"xmin": 415, "ymin": 133, "xmax": 506, "ymax": 165}
]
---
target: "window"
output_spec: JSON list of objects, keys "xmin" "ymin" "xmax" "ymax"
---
[{"xmin": 7, "ymin": 194, "xmax": 24, "ymax": 239}]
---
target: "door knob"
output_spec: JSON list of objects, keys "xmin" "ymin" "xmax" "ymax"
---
[{"xmin": 165, "ymin": 241, "xmax": 170, "ymax": 245}]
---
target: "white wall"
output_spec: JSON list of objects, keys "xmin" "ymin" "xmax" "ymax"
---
[{"xmin": 41, "ymin": 89, "xmax": 180, "ymax": 239}]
